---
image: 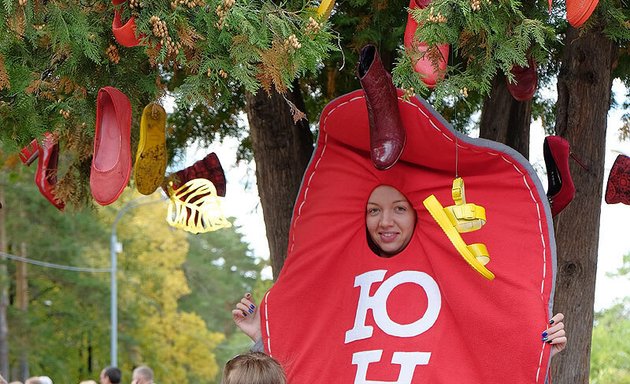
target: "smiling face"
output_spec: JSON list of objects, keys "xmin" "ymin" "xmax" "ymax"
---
[{"xmin": 366, "ymin": 185, "xmax": 416, "ymax": 256}]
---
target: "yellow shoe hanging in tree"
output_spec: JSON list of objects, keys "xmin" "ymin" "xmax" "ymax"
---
[
  {"xmin": 166, "ymin": 178, "xmax": 232, "ymax": 234},
  {"xmin": 423, "ymin": 177, "xmax": 494, "ymax": 280},
  {"xmin": 317, "ymin": 0, "xmax": 335, "ymax": 20},
  {"xmin": 134, "ymin": 103, "xmax": 167, "ymax": 195}
]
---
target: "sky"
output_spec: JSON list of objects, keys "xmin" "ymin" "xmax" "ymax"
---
[{"xmin": 181, "ymin": 80, "xmax": 630, "ymax": 312}]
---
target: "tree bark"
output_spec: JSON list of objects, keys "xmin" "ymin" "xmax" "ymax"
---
[
  {"xmin": 0, "ymin": 186, "xmax": 9, "ymax": 379},
  {"xmin": 245, "ymin": 82, "xmax": 314, "ymax": 279},
  {"xmin": 479, "ymin": 72, "xmax": 531, "ymax": 158},
  {"xmin": 550, "ymin": 24, "xmax": 617, "ymax": 383}
]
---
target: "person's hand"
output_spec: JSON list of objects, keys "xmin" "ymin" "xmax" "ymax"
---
[
  {"xmin": 543, "ymin": 313, "xmax": 567, "ymax": 358},
  {"xmin": 232, "ymin": 292, "xmax": 262, "ymax": 342}
]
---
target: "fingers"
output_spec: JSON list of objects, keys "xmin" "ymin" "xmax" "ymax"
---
[{"xmin": 549, "ymin": 313, "xmax": 564, "ymax": 324}]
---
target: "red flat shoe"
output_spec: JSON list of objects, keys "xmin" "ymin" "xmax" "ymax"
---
[
  {"xmin": 112, "ymin": 9, "xmax": 142, "ymax": 47},
  {"xmin": 506, "ymin": 57, "xmax": 537, "ymax": 102},
  {"xmin": 90, "ymin": 86, "xmax": 132, "ymax": 206},
  {"xmin": 605, "ymin": 154, "xmax": 630, "ymax": 205},
  {"xmin": 20, "ymin": 134, "xmax": 65, "ymax": 210},
  {"xmin": 357, "ymin": 45, "xmax": 406, "ymax": 170},
  {"xmin": 403, "ymin": 0, "xmax": 449, "ymax": 88},
  {"xmin": 566, "ymin": 0, "xmax": 599, "ymax": 28}
]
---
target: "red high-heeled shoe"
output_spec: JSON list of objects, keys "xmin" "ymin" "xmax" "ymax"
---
[
  {"xmin": 403, "ymin": 0, "xmax": 449, "ymax": 88},
  {"xmin": 19, "ymin": 133, "xmax": 65, "ymax": 210},
  {"xmin": 543, "ymin": 136, "xmax": 587, "ymax": 217},
  {"xmin": 506, "ymin": 57, "xmax": 538, "ymax": 102},
  {"xmin": 112, "ymin": 9, "xmax": 142, "ymax": 47}
]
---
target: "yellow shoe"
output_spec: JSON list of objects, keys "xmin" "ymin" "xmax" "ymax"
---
[
  {"xmin": 317, "ymin": 0, "xmax": 335, "ymax": 20},
  {"xmin": 134, "ymin": 103, "xmax": 167, "ymax": 195}
]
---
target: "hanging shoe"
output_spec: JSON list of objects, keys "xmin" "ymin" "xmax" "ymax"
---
[
  {"xmin": 112, "ymin": 9, "xmax": 142, "ymax": 47},
  {"xmin": 90, "ymin": 86, "xmax": 132, "ymax": 206},
  {"xmin": 566, "ymin": 0, "xmax": 599, "ymax": 28},
  {"xmin": 605, "ymin": 154, "xmax": 630, "ymax": 205},
  {"xmin": 543, "ymin": 136, "xmax": 588, "ymax": 217},
  {"xmin": 357, "ymin": 44, "xmax": 406, "ymax": 170},
  {"xmin": 403, "ymin": 0, "xmax": 449, "ymax": 88},
  {"xmin": 20, "ymin": 133, "xmax": 65, "ymax": 210},
  {"xmin": 506, "ymin": 57, "xmax": 538, "ymax": 102},
  {"xmin": 164, "ymin": 152, "xmax": 226, "ymax": 197},
  {"xmin": 134, "ymin": 103, "xmax": 167, "ymax": 195}
]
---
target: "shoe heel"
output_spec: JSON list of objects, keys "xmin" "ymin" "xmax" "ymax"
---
[{"xmin": 19, "ymin": 139, "xmax": 40, "ymax": 166}]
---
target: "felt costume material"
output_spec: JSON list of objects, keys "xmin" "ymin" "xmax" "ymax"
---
[{"xmin": 260, "ymin": 90, "xmax": 557, "ymax": 383}]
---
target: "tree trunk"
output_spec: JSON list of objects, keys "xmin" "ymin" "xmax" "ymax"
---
[
  {"xmin": 0, "ymin": 186, "xmax": 9, "ymax": 379},
  {"xmin": 245, "ymin": 82, "xmax": 314, "ymax": 279},
  {"xmin": 550, "ymin": 24, "xmax": 617, "ymax": 383},
  {"xmin": 479, "ymin": 73, "xmax": 531, "ymax": 158}
]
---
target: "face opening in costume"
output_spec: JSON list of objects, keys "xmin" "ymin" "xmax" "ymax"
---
[{"xmin": 366, "ymin": 185, "xmax": 417, "ymax": 257}]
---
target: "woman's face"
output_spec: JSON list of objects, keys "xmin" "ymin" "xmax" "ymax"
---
[{"xmin": 366, "ymin": 185, "xmax": 416, "ymax": 256}]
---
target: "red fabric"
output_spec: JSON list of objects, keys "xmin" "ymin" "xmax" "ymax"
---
[
  {"xmin": 605, "ymin": 154, "xmax": 630, "ymax": 205},
  {"xmin": 261, "ymin": 90, "xmax": 556, "ymax": 384}
]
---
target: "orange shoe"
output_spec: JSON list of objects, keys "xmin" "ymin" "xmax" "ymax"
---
[
  {"xmin": 90, "ymin": 86, "xmax": 132, "ymax": 206},
  {"xmin": 403, "ymin": 0, "xmax": 449, "ymax": 88},
  {"xmin": 566, "ymin": 0, "xmax": 599, "ymax": 28}
]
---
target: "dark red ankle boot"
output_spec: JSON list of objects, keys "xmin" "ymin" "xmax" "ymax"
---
[{"xmin": 357, "ymin": 44, "xmax": 406, "ymax": 170}]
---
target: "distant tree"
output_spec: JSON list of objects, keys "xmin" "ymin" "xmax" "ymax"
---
[{"xmin": 590, "ymin": 299, "xmax": 630, "ymax": 383}]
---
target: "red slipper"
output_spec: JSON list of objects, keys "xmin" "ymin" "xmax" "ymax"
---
[
  {"xmin": 112, "ymin": 9, "xmax": 142, "ymax": 47},
  {"xmin": 506, "ymin": 57, "xmax": 537, "ymax": 102},
  {"xmin": 605, "ymin": 154, "xmax": 630, "ymax": 205},
  {"xmin": 403, "ymin": 0, "xmax": 449, "ymax": 88},
  {"xmin": 90, "ymin": 86, "xmax": 132, "ymax": 206}
]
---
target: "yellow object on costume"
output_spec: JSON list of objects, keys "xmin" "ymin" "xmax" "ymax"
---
[
  {"xmin": 166, "ymin": 178, "xmax": 232, "ymax": 234},
  {"xmin": 423, "ymin": 177, "xmax": 494, "ymax": 280},
  {"xmin": 134, "ymin": 103, "xmax": 167, "ymax": 195}
]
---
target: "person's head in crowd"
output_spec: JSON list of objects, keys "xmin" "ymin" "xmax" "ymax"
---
[
  {"xmin": 100, "ymin": 367, "xmax": 122, "ymax": 384},
  {"xmin": 131, "ymin": 366, "xmax": 153, "ymax": 384},
  {"xmin": 222, "ymin": 352, "xmax": 287, "ymax": 384}
]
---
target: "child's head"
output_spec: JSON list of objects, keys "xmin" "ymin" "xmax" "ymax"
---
[{"xmin": 222, "ymin": 352, "xmax": 287, "ymax": 384}]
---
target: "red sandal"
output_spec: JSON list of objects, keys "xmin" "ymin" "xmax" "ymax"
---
[{"xmin": 19, "ymin": 133, "xmax": 65, "ymax": 210}]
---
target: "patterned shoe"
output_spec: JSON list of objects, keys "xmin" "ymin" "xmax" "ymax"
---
[
  {"xmin": 605, "ymin": 154, "xmax": 630, "ymax": 205},
  {"xmin": 164, "ymin": 152, "xmax": 226, "ymax": 197}
]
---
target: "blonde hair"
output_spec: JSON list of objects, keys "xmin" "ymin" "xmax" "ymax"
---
[{"xmin": 222, "ymin": 352, "xmax": 287, "ymax": 384}]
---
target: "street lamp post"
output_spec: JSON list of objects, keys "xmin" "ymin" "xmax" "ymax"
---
[{"xmin": 110, "ymin": 195, "xmax": 166, "ymax": 366}]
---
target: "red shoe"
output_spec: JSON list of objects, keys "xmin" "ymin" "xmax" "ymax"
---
[
  {"xmin": 506, "ymin": 57, "xmax": 537, "ymax": 102},
  {"xmin": 605, "ymin": 154, "xmax": 630, "ymax": 205},
  {"xmin": 403, "ymin": 0, "xmax": 449, "ymax": 88},
  {"xmin": 90, "ymin": 86, "xmax": 132, "ymax": 206},
  {"xmin": 543, "ymin": 136, "xmax": 588, "ymax": 217},
  {"xmin": 112, "ymin": 9, "xmax": 142, "ymax": 47},
  {"xmin": 357, "ymin": 45, "xmax": 406, "ymax": 170},
  {"xmin": 20, "ymin": 133, "xmax": 65, "ymax": 210},
  {"xmin": 566, "ymin": 0, "xmax": 599, "ymax": 28}
]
